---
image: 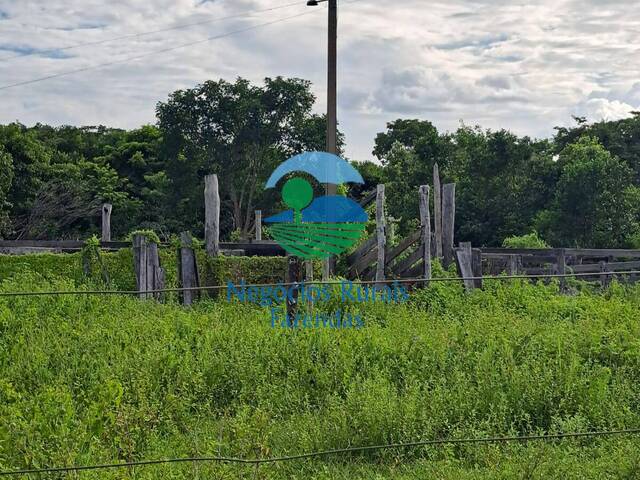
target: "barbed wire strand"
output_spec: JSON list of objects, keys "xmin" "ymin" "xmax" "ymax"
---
[
  {"xmin": 1, "ymin": 428, "xmax": 639, "ymax": 476},
  {"xmin": 0, "ymin": 269, "xmax": 638, "ymax": 298}
]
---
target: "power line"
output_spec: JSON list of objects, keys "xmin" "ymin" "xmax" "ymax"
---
[
  {"xmin": 0, "ymin": 1, "xmax": 304, "ymax": 62},
  {"xmin": 0, "ymin": 269, "xmax": 637, "ymax": 298},
  {"xmin": 0, "ymin": 7, "xmax": 326, "ymax": 91},
  {"xmin": 1, "ymin": 428, "xmax": 639, "ymax": 476}
]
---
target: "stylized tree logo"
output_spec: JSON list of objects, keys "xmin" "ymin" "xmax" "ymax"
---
[{"xmin": 264, "ymin": 152, "xmax": 368, "ymax": 259}]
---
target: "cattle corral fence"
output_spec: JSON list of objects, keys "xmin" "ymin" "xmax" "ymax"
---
[{"xmin": 1, "ymin": 167, "xmax": 640, "ymax": 300}]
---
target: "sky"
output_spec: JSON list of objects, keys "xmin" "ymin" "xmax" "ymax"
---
[{"xmin": 0, "ymin": 0, "xmax": 639, "ymax": 162}]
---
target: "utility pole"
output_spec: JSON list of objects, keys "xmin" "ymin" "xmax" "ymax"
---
[{"xmin": 308, "ymin": 0, "xmax": 338, "ymax": 277}]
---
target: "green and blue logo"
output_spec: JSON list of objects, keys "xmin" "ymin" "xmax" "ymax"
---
[{"xmin": 264, "ymin": 151, "xmax": 368, "ymax": 259}]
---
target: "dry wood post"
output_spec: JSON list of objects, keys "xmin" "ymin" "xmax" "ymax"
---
[
  {"xmin": 556, "ymin": 248, "xmax": 567, "ymax": 292},
  {"xmin": 255, "ymin": 210, "xmax": 262, "ymax": 241},
  {"xmin": 305, "ymin": 260, "xmax": 314, "ymax": 281},
  {"xmin": 442, "ymin": 183, "xmax": 456, "ymax": 267},
  {"xmin": 133, "ymin": 234, "xmax": 165, "ymax": 300},
  {"xmin": 375, "ymin": 184, "xmax": 386, "ymax": 286},
  {"xmin": 204, "ymin": 174, "xmax": 220, "ymax": 256},
  {"xmin": 179, "ymin": 232, "xmax": 200, "ymax": 306},
  {"xmin": 286, "ymin": 256, "xmax": 302, "ymax": 323},
  {"xmin": 507, "ymin": 254, "xmax": 521, "ymax": 276},
  {"xmin": 418, "ymin": 185, "xmax": 432, "ymax": 285},
  {"xmin": 433, "ymin": 163, "xmax": 443, "ymax": 259},
  {"xmin": 455, "ymin": 241, "xmax": 475, "ymax": 292},
  {"xmin": 472, "ymin": 248, "xmax": 483, "ymax": 288},
  {"xmin": 101, "ymin": 203, "xmax": 112, "ymax": 242},
  {"xmin": 599, "ymin": 260, "xmax": 611, "ymax": 288}
]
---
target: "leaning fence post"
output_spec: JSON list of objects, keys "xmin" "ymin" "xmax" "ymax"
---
[
  {"xmin": 255, "ymin": 210, "xmax": 262, "ymax": 241},
  {"xmin": 204, "ymin": 174, "xmax": 220, "ymax": 256},
  {"xmin": 101, "ymin": 203, "xmax": 112, "ymax": 242},
  {"xmin": 375, "ymin": 184, "xmax": 386, "ymax": 285},
  {"xmin": 179, "ymin": 232, "xmax": 199, "ymax": 306},
  {"xmin": 433, "ymin": 163, "xmax": 443, "ymax": 259},
  {"xmin": 442, "ymin": 183, "xmax": 456, "ymax": 268},
  {"xmin": 418, "ymin": 185, "xmax": 431, "ymax": 285}
]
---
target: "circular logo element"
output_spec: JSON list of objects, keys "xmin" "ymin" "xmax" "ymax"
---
[{"xmin": 264, "ymin": 152, "xmax": 368, "ymax": 259}]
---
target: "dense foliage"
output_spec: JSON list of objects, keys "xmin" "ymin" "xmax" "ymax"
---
[
  {"xmin": 1, "ymin": 267, "xmax": 640, "ymax": 478},
  {"xmin": 1, "ymin": 77, "xmax": 640, "ymax": 248}
]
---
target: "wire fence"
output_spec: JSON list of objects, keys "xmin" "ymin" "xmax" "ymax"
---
[
  {"xmin": 1, "ymin": 428, "xmax": 639, "ymax": 476},
  {"xmin": 0, "ymin": 269, "xmax": 639, "ymax": 298}
]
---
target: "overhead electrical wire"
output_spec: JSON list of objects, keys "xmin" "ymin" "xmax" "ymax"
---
[
  {"xmin": 0, "ymin": 1, "xmax": 304, "ymax": 62},
  {"xmin": 0, "ymin": 6, "xmax": 327, "ymax": 91}
]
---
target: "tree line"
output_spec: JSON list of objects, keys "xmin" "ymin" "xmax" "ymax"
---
[{"xmin": 1, "ymin": 76, "xmax": 639, "ymax": 248}]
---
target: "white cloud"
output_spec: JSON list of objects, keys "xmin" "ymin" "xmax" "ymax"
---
[{"xmin": 0, "ymin": 0, "xmax": 638, "ymax": 161}]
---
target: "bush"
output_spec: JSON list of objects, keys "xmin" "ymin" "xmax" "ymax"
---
[{"xmin": 502, "ymin": 231, "xmax": 549, "ymax": 249}]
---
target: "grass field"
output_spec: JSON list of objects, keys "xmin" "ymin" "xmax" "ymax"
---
[{"xmin": 1, "ymin": 269, "xmax": 640, "ymax": 478}]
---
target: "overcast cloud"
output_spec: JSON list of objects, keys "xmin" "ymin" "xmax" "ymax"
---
[{"xmin": 0, "ymin": 0, "xmax": 639, "ymax": 161}]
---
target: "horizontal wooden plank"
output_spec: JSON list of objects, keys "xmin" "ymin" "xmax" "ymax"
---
[
  {"xmin": 392, "ymin": 247, "xmax": 422, "ymax": 276},
  {"xmin": 385, "ymin": 230, "xmax": 421, "ymax": 267},
  {"xmin": 571, "ymin": 260, "xmax": 640, "ymax": 273},
  {"xmin": 359, "ymin": 190, "xmax": 377, "ymax": 208},
  {"xmin": 347, "ymin": 234, "xmax": 377, "ymax": 265},
  {"xmin": 481, "ymin": 248, "xmax": 560, "ymax": 256},
  {"xmin": 565, "ymin": 248, "xmax": 640, "ymax": 258}
]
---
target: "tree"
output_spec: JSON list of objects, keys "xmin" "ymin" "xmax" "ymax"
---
[
  {"xmin": 157, "ymin": 77, "xmax": 335, "ymax": 239},
  {"xmin": 448, "ymin": 126, "xmax": 555, "ymax": 246},
  {"xmin": 0, "ymin": 145, "xmax": 13, "ymax": 237},
  {"xmin": 372, "ymin": 120, "xmax": 450, "ymax": 235},
  {"xmin": 536, "ymin": 136, "xmax": 640, "ymax": 247}
]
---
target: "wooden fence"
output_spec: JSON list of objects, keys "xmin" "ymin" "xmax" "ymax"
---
[{"xmin": 3, "ymin": 166, "xmax": 640, "ymax": 303}]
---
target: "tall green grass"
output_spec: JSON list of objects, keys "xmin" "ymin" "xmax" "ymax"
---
[{"xmin": 1, "ymin": 271, "xmax": 640, "ymax": 478}]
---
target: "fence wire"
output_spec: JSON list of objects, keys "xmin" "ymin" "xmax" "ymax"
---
[
  {"xmin": 0, "ymin": 270, "xmax": 639, "ymax": 298},
  {"xmin": 1, "ymin": 428, "xmax": 639, "ymax": 476}
]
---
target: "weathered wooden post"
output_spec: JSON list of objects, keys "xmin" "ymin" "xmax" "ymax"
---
[
  {"xmin": 101, "ymin": 203, "xmax": 112, "ymax": 242},
  {"xmin": 255, "ymin": 210, "xmax": 262, "ymax": 241},
  {"xmin": 442, "ymin": 183, "xmax": 456, "ymax": 268},
  {"xmin": 455, "ymin": 241, "xmax": 475, "ymax": 292},
  {"xmin": 179, "ymin": 232, "xmax": 199, "ymax": 306},
  {"xmin": 286, "ymin": 256, "xmax": 301, "ymax": 325},
  {"xmin": 418, "ymin": 185, "xmax": 431, "ymax": 285},
  {"xmin": 433, "ymin": 163, "xmax": 443, "ymax": 259},
  {"xmin": 375, "ymin": 184, "xmax": 386, "ymax": 286},
  {"xmin": 133, "ymin": 234, "xmax": 165, "ymax": 300},
  {"xmin": 472, "ymin": 248, "xmax": 483, "ymax": 288},
  {"xmin": 557, "ymin": 248, "xmax": 567, "ymax": 292},
  {"xmin": 508, "ymin": 255, "xmax": 521, "ymax": 276},
  {"xmin": 305, "ymin": 260, "xmax": 314, "ymax": 281},
  {"xmin": 599, "ymin": 260, "xmax": 611, "ymax": 288},
  {"xmin": 204, "ymin": 174, "xmax": 220, "ymax": 256}
]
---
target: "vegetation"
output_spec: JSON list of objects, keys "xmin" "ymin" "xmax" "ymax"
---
[
  {"xmin": 1, "ymin": 264, "xmax": 640, "ymax": 477},
  {"xmin": 1, "ymin": 78, "xmax": 640, "ymax": 248},
  {"xmin": 502, "ymin": 231, "xmax": 550, "ymax": 249}
]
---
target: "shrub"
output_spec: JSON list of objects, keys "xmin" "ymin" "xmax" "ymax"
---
[{"xmin": 502, "ymin": 231, "xmax": 549, "ymax": 249}]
